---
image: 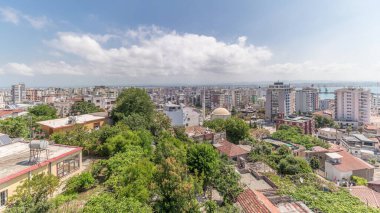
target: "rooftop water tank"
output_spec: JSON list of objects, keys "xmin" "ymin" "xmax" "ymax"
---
[{"xmin": 29, "ymin": 140, "xmax": 48, "ymax": 149}]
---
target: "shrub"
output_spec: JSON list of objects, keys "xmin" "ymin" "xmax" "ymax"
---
[
  {"xmin": 64, "ymin": 172, "xmax": 96, "ymax": 194},
  {"xmin": 351, "ymin": 176, "xmax": 368, "ymax": 186}
]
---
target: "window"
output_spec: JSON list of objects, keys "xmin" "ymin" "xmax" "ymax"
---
[
  {"xmin": 0, "ymin": 190, "xmax": 7, "ymax": 207},
  {"xmin": 57, "ymin": 154, "xmax": 80, "ymax": 178}
]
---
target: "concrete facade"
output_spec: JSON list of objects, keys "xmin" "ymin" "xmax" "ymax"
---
[
  {"xmin": 335, "ymin": 88, "xmax": 371, "ymax": 124},
  {"xmin": 265, "ymin": 82, "xmax": 295, "ymax": 121}
]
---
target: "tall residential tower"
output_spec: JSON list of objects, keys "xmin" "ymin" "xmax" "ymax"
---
[
  {"xmin": 265, "ymin": 82, "xmax": 296, "ymax": 121},
  {"xmin": 335, "ymin": 88, "xmax": 371, "ymax": 124}
]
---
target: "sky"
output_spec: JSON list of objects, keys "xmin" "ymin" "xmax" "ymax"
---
[{"xmin": 1, "ymin": 0, "xmax": 380, "ymax": 87}]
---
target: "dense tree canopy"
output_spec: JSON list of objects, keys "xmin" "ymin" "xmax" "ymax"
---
[
  {"xmin": 225, "ymin": 117, "xmax": 250, "ymax": 144},
  {"xmin": 28, "ymin": 104, "xmax": 57, "ymax": 119},
  {"xmin": 272, "ymin": 125, "xmax": 329, "ymax": 150},
  {"xmin": 203, "ymin": 117, "xmax": 250, "ymax": 144},
  {"xmin": 7, "ymin": 173, "xmax": 59, "ymax": 213},
  {"xmin": 278, "ymin": 155, "xmax": 312, "ymax": 175},
  {"xmin": 187, "ymin": 143, "xmax": 220, "ymax": 187},
  {"xmin": 314, "ymin": 115, "xmax": 335, "ymax": 128},
  {"xmin": 111, "ymin": 88, "xmax": 155, "ymax": 123},
  {"xmin": 71, "ymin": 101, "xmax": 101, "ymax": 115}
]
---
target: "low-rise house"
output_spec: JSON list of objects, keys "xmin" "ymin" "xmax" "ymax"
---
[
  {"xmin": 236, "ymin": 188, "xmax": 280, "ymax": 213},
  {"xmin": 340, "ymin": 134, "xmax": 377, "ymax": 157},
  {"xmin": 185, "ymin": 126, "xmax": 214, "ymax": 141},
  {"xmin": 263, "ymin": 138, "xmax": 306, "ymax": 157},
  {"xmin": 37, "ymin": 113, "xmax": 107, "ymax": 136},
  {"xmin": 368, "ymin": 180, "xmax": 380, "ymax": 193},
  {"xmin": 213, "ymin": 140, "xmax": 249, "ymax": 161},
  {"xmin": 317, "ymin": 127, "xmax": 342, "ymax": 143},
  {"xmin": 275, "ymin": 114, "xmax": 315, "ymax": 135},
  {"xmin": 0, "ymin": 141, "xmax": 82, "ymax": 209},
  {"xmin": 325, "ymin": 150, "xmax": 374, "ymax": 181},
  {"xmin": 0, "ymin": 109, "xmax": 25, "ymax": 120}
]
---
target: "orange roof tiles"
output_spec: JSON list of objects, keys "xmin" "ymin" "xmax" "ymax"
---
[
  {"xmin": 236, "ymin": 188, "xmax": 279, "ymax": 213},
  {"xmin": 0, "ymin": 109, "xmax": 24, "ymax": 118},
  {"xmin": 333, "ymin": 150, "xmax": 374, "ymax": 172},
  {"xmin": 214, "ymin": 140, "xmax": 249, "ymax": 157},
  {"xmin": 349, "ymin": 186, "xmax": 380, "ymax": 208}
]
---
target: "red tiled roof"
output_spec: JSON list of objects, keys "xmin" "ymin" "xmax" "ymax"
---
[
  {"xmin": 333, "ymin": 150, "xmax": 374, "ymax": 172},
  {"xmin": 236, "ymin": 188, "xmax": 280, "ymax": 213},
  {"xmin": 349, "ymin": 186, "xmax": 380, "ymax": 208},
  {"xmin": 214, "ymin": 140, "xmax": 249, "ymax": 157},
  {"xmin": 0, "ymin": 109, "xmax": 24, "ymax": 118}
]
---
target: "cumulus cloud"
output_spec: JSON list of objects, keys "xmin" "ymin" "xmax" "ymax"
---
[
  {"xmin": 1, "ymin": 26, "xmax": 372, "ymax": 83},
  {"xmin": 0, "ymin": 7, "xmax": 50, "ymax": 29},
  {"xmin": 44, "ymin": 27, "xmax": 272, "ymax": 78},
  {"xmin": 0, "ymin": 61, "xmax": 84, "ymax": 76}
]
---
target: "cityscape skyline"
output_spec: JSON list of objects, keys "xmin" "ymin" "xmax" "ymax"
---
[{"xmin": 2, "ymin": 1, "xmax": 380, "ymax": 86}]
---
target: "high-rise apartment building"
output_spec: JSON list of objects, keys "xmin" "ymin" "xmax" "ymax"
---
[
  {"xmin": 265, "ymin": 82, "xmax": 296, "ymax": 121},
  {"xmin": 335, "ymin": 88, "xmax": 371, "ymax": 124},
  {"xmin": 11, "ymin": 83, "xmax": 26, "ymax": 104},
  {"xmin": 295, "ymin": 87, "xmax": 319, "ymax": 114}
]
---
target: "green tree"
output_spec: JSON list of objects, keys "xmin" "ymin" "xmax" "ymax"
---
[
  {"xmin": 150, "ymin": 112, "xmax": 171, "ymax": 136},
  {"xmin": 278, "ymin": 155, "xmax": 312, "ymax": 175},
  {"xmin": 64, "ymin": 172, "xmax": 95, "ymax": 194},
  {"xmin": 50, "ymin": 125, "xmax": 96, "ymax": 155},
  {"xmin": 83, "ymin": 193, "xmax": 152, "ymax": 213},
  {"xmin": 187, "ymin": 143, "xmax": 220, "ymax": 188},
  {"xmin": 351, "ymin": 176, "xmax": 368, "ymax": 186},
  {"xmin": 213, "ymin": 164, "xmax": 243, "ymax": 204},
  {"xmin": 105, "ymin": 156, "xmax": 155, "ymax": 202},
  {"xmin": 314, "ymin": 115, "xmax": 335, "ymax": 128},
  {"xmin": 225, "ymin": 117, "xmax": 249, "ymax": 144},
  {"xmin": 154, "ymin": 135, "xmax": 187, "ymax": 164},
  {"xmin": 309, "ymin": 156, "xmax": 321, "ymax": 171},
  {"xmin": 154, "ymin": 157, "xmax": 200, "ymax": 212},
  {"xmin": 0, "ymin": 117, "xmax": 30, "ymax": 138},
  {"xmin": 203, "ymin": 118, "xmax": 226, "ymax": 132},
  {"xmin": 111, "ymin": 88, "xmax": 154, "ymax": 123},
  {"xmin": 71, "ymin": 101, "xmax": 101, "ymax": 115},
  {"xmin": 7, "ymin": 173, "xmax": 59, "ymax": 213},
  {"xmin": 28, "ymin": 104, "xmax": 57, "ymax": 119},
  {"xmin": 122, "ymin": 113, "xmax": 150, "ymax": 131}
]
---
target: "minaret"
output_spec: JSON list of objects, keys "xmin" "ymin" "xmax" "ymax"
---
[{"xmin": 202, "ymin": 87, "xmax": 206, "ymax": 122}]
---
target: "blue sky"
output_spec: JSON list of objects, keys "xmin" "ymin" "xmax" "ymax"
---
[{"xmin": 1, "ymin": 0, "xmax": 380, "ymax": 86}]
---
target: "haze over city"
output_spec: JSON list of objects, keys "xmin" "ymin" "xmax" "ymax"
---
[{"xmin": 1, "ymin": 0, "xmax": 380, "ymax": 86}]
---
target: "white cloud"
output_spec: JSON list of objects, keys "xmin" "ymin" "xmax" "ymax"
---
[
  {"xmin": 0, "ymin": 61, "xmax": 84, "ymax": 76},
  {"xmin": 0, "ymin": 7, "xmax": 50, "ymax": 29},
  {"xmin": 45, "ymin": 27, "xmax": 272, "ymax": 78},
  {"xmin": 23, "ymin": 15, "xmax": 50, "ymax": 29},
  {"xmin": 2, "ymin": 26, "xmax": 375, "ymax": 83},
  {"xmin": 0, "ymin": 7, "xmax": 19, "ymax": 24},
  {"xmin": 4, "ymin": 63, "xmax": 34, "ymax": 76}
]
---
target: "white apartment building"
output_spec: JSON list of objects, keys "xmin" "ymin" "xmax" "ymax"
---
[
  {"xmin": 265, "ymin": 82, "xmax": 296, "ymax": 121},
  {"xmin": 295, "ymin": 87, "xmax": 319, "ymax": 114},
  {"xmin": 11, "ymin": 83, "xmax": 26, "ymax": 104},
  {"xmin": 163, "ymin": 102, "xmax": 185, "ymax": 127},
  {"xmin": 335, "ymin": 88, "xmax": 371, "ymax": 124},
  {"xmin": 0, "ymin": 93, "xmax": 5, "ymax": 109}
]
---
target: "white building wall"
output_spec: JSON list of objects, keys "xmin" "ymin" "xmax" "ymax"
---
[{"xmin": 325, "ymin": 162, "xmax": 352, "ymax": 181}]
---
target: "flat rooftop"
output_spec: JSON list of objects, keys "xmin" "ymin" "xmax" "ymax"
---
[
  {"xmin": 0, "ymin": 142, "xmax": 80, "ymax": 183},
  {"xmin": 37, "ymin": 114, "xmax": 105, "ymax": 129}
]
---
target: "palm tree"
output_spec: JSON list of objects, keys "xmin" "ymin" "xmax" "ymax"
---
[
  {"xmin": 346, "ymin": 126, "xmax": 352, "ymax": 136},
  {"xmin": 333, "ymin": 123, "xmax": 340, "ymax": 144}
]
